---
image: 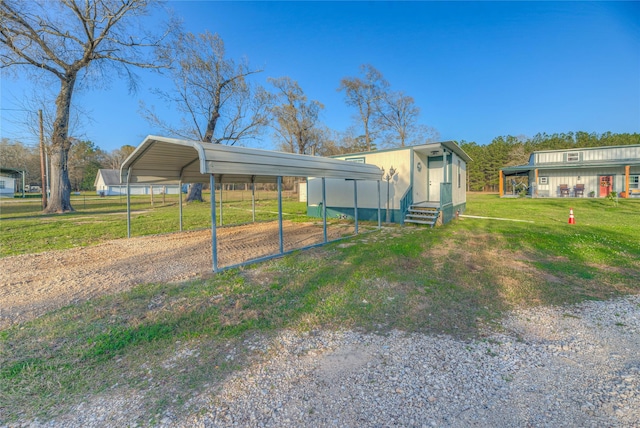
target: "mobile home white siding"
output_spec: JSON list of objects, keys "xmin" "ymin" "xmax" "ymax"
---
[
  {"xmin": 0, "ymin": 176, "xmax": 16, "ymax": 198},
  {"xmin": 307, "ymin": 142, "xmax": 470, "ymax": 224}
]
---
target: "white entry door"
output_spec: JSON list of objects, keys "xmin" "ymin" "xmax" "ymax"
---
[{"xmin": 428, "ymin": 158, "xmax": 443, "ymax": 201}]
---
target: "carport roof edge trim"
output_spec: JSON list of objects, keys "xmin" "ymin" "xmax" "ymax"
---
[{"xmin": 120, "ymin": 135, "xmax": 383, "ymax": 184}]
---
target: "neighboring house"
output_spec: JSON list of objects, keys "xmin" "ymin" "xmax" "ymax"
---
[
  {"xmin": 307, "ymin": 141, "xmax": 472, "ymax": 226},
  {"xmin": 94, "ymin": 169, "xmax": 180, "ymax": 196},
  {"xmin": 0, "ymin": 167, "xmax": 24, "ymax": 198},
  {"xmin": 500, "ymin": 144, "xmax": 640, "ymax": 198}
]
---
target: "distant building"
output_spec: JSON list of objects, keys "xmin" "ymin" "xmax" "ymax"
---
[
  {"xmin": 94, "ymin": 169, "xmax": 180, "ymax": 196},
  {"xmin": 500, "ymin": 144, "xmax": 640, "ymax": 198},
  {"xmin": 0, "ymin": 167, "xmax": 24, "ymax": 198}
]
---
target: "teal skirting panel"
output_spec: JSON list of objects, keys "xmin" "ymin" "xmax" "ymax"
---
[
  {"xmin": 441, "ymin": 204, "xmax": 454, "ymax": 224},
  {"xmin": 307, "ymin": 205, "xmax": 403, "ymax": 223},
  {"xmin": 442, "ymin": 202, "xmax": 467, "ymax": 225}
]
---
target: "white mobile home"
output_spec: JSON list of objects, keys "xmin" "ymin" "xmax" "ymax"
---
[
  {"xmin": 500, "ymin": 144, "xmax": 640, "ymax": 198},
  {"xmin": 94, "ymin": 169, "xmax": 181, "ymax": 196},
  {"xmin": 0, "ymin": 167, "xmax": 24, "ymax": 198},
  {"xmin": 307, "ymin": 142, "xmax": 472, "ymax": 226}
]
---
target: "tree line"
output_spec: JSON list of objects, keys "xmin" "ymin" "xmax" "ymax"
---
[
  {"xmin": 459, "ymin": 132, "xmax": 640, "ymax": 192},
  {"xmin": 0, "ymin": 138, "xmax": 134, "ymax": 192}
]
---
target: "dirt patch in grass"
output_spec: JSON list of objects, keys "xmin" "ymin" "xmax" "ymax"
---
[{"xmin": 0, "ymin": 221, "xmax": 352, "ymax": 329}]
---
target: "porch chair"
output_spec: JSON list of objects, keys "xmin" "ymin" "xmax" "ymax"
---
[
  {"xmin": 559, "ymin": 184, "xmax": 570, "ymax": 197},
  {"xmin": 574, "ymin": 184, "xmax": 585, "ymax": 197}
]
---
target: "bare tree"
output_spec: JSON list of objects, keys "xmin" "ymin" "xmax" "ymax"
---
[
  {"xmin": 104, "ymin": 145, "xmax": 136, "ymax": 170},
  {"xmin": 339, "ymin": 126, "xmax": 376, "ymax": 153},
  {"xmin": 376, "ymin": 91, "xmax": 421, "ymax": 147},
  {"xmin": 338, "ymin": 64, "xmax": 389, "ymax": 152},
  {"xmin": 0, "ymin": 0, "xmax": 170, "ymax": 212},
  {"xmin": 141, "ymin": 31, "xmax": 269, "ymax": 202},
  {"xmin": 268, "ymin": 77, "xmax": 324, "ymax": 155}
]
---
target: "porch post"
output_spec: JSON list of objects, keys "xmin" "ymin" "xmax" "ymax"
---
[
  {"xmin": 322, "ymin": 177, "xmax": 327, "ymax": 243},
  {"xmin": 353, "ymin": 180, "xmax": 359, "ymax": 234},
  {"xmin": 499, "ymin": 170, "xmax": 504, "ymax": 197},
  {"xmin": 442, "ymin": 149, "xmax": 448, "ymax": 183},
  {"xmin": 210, "ymin": 174, "xmax": 218, "ymax": 272},
  {"xmin": 625, "ymin": 165, "xmax": 630, "ymax": 197}
]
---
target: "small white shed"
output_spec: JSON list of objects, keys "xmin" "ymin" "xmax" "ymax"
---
[{"xmin": 0, "ymin": 167, "xmax": 23, "ymax": 198}]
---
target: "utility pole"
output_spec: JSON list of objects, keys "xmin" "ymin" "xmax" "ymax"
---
[{"xmin": 38, "ymin": 109, "xmax": 48, "ymax": 210}]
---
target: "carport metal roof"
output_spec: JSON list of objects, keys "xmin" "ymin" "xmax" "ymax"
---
[
  {"xmin": 120, "ymin": 135, "xmax": 382, "ymax": 184},
  {"xmin": 120, "ymin": 135, "xmax": 383, "ymax": 273}
]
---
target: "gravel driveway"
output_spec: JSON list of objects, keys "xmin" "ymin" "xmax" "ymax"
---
[{"xmin": 14, "ymin": 296, "xmax": 639, "ymax": 428}]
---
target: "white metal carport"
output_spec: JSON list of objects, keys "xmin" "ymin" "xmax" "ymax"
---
[{"xmin": 120, "ymin": 136, "xmax": 383, "ymax": 272}]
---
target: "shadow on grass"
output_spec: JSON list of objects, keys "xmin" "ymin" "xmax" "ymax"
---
[{"xmin": 2, "ymin": 213, "xmax": 640, "ymax": 423}]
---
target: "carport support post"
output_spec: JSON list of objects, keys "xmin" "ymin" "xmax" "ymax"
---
[
  {"xmin": 322, "ymin": 177, "xmax": 327, "ymax": 243},
  {"xmin": 353, "ymin": 180, "xmax": 359, "ymax": 234},
  {"xmin": 126, "ymin": 168, "xmax": 131, "ymax": 238},
  {"xmin": 219, "ymin": 177, "xmax": 223, "ymax": 226},
  {"xmin": 251, "ymin": 175, "xmax": 256, "ymax": 223},
  {"xmin": 278, "ymin": 176, "xmax": 284, "ymax": 254},
  {"xmin": 178, "ymin": 180, "xmax": 183, "ymax": 232},
  {"xmin": 210, "ymin": 174, "xmax": 218, "ymax": 272}
]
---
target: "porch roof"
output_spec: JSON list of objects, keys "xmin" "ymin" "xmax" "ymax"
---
[
  {"xmin": 0, "ymin": 167, "xmax": 23, "ymax": 178},
  {"xmin": 502, "ymin": 159, "xmax": 640, "ymax": 175}
]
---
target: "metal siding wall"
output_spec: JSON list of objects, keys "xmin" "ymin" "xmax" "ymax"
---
[
  {"xmin": 307, "ymin": 178, "xmax": 382, "ymax": 209},
  {"xmin": 451, "ymin": 154, "xmax": 467, "ymax": 206},
  {"xmin": 335, "ymin": 150, "xmax": 411, "ymax": 209},
  {"xmin": 537, "ymin": 152, "xmax": 563, "ymax": 164},
  {"xmin": 536, "ymin": 146, "xmax": 640, "ymax": 164},
  {"xmin": 413, "ymin": 151, "xmax": 428, "ymax": 203}
]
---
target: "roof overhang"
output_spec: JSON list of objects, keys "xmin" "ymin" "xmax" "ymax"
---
[
  {"xmin": 120, "ymin": 136, "xmax": 383, "ymax": 184},
  {"xmin": 0, "ymin": 167, "xmax": 24, "ymax": 178},
  {"xmin": 402, "ymin": 141, "xmax": 473, "ymax": 162},
  {"xmin": 333, "ymin": 141, "xmax": 473, "ymax": 163},
  {"xmin": 502, "ymin": 160, "xmax": 640, "ymax": 174}
]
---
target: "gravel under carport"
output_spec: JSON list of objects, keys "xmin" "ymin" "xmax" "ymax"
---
[{"xmin": 0, "ymin": 220, "xmax": 351, "ymax": 329}]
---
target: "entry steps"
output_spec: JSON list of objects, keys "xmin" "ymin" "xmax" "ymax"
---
[{"xmin": 404, "ymin": 203, "xmax": 440, "ymax": 228}]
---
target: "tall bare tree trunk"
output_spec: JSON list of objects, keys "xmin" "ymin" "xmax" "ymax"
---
[
  {"xmin": 47, "ymin": 147, "xmax": 73, "ymax": 212},
  {"xmin": 187, "ymin": 109, "xmax": 221, "ymax": 202},
  {"xmin": 45, "ymin": 75, "xmax": 76, "ymax": 213},
  {"xmin": 186, "ymin": 182, "xmax": 203, "ymax": 202}
]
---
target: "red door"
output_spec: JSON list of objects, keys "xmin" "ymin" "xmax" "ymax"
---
[{"xmin": 599, "ymin": 176, "xmax": 613, "ymax": 197}]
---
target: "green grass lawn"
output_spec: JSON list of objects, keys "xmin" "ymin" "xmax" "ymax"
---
[
  {"xmin": 1, "ymin": 192, "xmax": 639, "ymax": 423},
  {"xmin": 0, "ymin": 192, "xmax": 308, "ymax": 256}
]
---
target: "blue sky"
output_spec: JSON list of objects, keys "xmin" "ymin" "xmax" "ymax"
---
[{"xmin": 1, "ymin": 1, "xmax": 639, "ymax": 152}]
